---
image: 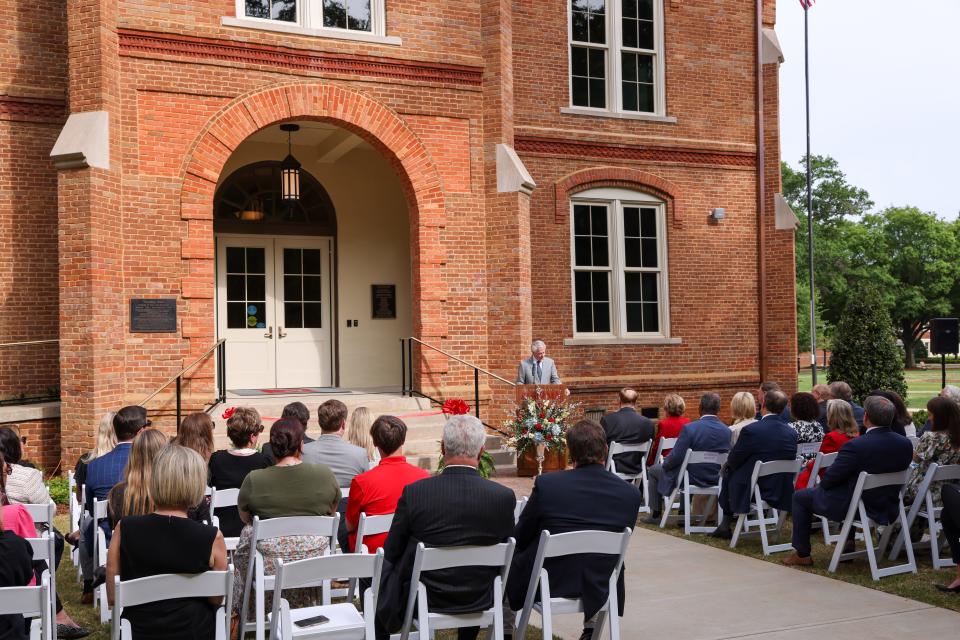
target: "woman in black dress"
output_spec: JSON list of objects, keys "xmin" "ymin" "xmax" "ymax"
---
[
  {"xmin": 106, "ymin": 445, "xmax": 228, "ymax": 640},
  {"xmin": 208, "ymin": 407, "xmax": 270, "ymax": 537}
]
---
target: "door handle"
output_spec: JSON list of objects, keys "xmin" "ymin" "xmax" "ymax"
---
[
  {"xmin": 278, "ymin": 327, "xmax": 288, "ymax": 339},
  {"xmin": 264, "ymin": 325, "xmax": 273, "ymax": 339}
]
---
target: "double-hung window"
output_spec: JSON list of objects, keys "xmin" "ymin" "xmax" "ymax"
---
[
  {"xmin": 571, "ymin": 188, "xmax": 670, "ymax": 339},
  {"xmin": 236, "ymin": 0, "xmax": 386, "ymax": 37},
  {"xmin": 568, "ymin": 0, "xmax": 665, "ymax": 116}
]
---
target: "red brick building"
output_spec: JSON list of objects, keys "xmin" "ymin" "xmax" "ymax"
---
[{"xmin": 0, "ymin": 0, "xmax": 796, "ymax": 469}]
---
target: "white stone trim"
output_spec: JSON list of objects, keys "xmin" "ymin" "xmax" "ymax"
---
[
  {"xmin": 496, "ymin": 144, "xmax": 536, "ymax": 195},
  {"xmin": 0, "ymin": 402, "xmax": 61, "ymax": 424},
  {"xmin": 563, "ymin": 336, "xmax": 682, "ymax": 346},
  {"xmin": 50, "ymin": 112, "xmax": 110, "ymax": 170},
  {"xmin": 775, "ymin": 193, "xmax": 801, "ymax": 230},
  {"xmin": 762, "ymin": 27, "xmax": 785, "ymax": 65}
]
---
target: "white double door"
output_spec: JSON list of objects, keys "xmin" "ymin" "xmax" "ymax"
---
[{"xmin": 216, "ymin": 235, "xmax": 333, "ymax": 389}]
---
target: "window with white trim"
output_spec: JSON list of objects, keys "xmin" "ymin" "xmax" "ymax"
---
[
  {"xmin": 569, "ymin": 0, "xmax": 665, "ymax": 115},
  {"xmin": 237, "ymin": 0, "xmax": 384, "ymax": 35},
  {"xmin": 571, "ymin": 188, "xmax": 670, "ymax": 338}
]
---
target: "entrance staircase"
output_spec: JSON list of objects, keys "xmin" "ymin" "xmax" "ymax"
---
[{"xmin": 209, "ymin": 390, "xmax": 447, "ymax": 470}]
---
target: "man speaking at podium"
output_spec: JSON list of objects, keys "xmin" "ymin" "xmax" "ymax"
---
[{"xmin": 516, "ymin": 340, "xmax": 562, "ymax": 385}]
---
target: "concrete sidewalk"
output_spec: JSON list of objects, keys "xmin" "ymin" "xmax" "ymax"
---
[{"xmin": 546, "ymin": 528, "xmax": 960, "ymax": 640}]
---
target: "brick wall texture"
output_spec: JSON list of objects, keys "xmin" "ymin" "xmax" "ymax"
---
[{"xmin": 0, "ymin": 0, "xmax": 795, "ymax": 466}]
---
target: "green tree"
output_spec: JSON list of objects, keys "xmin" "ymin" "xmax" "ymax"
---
[
  {"xmin": 862, "ymin": 206, "xmax": 960, "ymax": 368},
  {"xmin": 827, "ymin": 287, "xmax": 907, "ymax": 402}
]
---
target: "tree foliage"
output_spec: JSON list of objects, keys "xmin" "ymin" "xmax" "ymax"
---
[{"xmin": 827, "ymin": 288, "xmax": 907, "ymax": 403}]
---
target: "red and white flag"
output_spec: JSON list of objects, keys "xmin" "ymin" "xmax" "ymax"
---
[{"xmin": 799, "ymin": 0, "xmax": 815, "ymax": 8}]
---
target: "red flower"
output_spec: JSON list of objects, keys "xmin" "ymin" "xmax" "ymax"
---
[
  {"xmin": 539, "ymin": 412, "xmax": 546, "ymax": 419},
  {"xmin": 442, "ymin": 398, "xmax": 470, "ymax": 416},
  {"xmin": 546, "ymin": 434, "xmax": 553, "ymax": 441},
  {"xmin": 222, "ymin": 407, "xmax": 236, "ymax": 420}
]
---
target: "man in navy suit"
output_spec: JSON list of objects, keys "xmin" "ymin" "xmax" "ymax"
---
[
  {"xmin": 754, "ymin": 381, "xmax": 791, "ymax": 422},
  {"xmin": 784, "ymin": 395, "xmax": 913, "ymax": 567},
  {"xmin": 507, "ymin": 420, "xmax": 641, "ymax": 640},
  {"xmin": 829, "ymin": 381, "xmax": 865, "ymax": 432},
  {"xmin": 710, "ymin": 390, "xmax": 798, "ymax": 539},
  {"xmin": 599, "ymin": 388, "xmax": 655, "ymax": 476},
  {"xmin": 642, "ymin": 393, "xmax": 731, "ymax": 522}
]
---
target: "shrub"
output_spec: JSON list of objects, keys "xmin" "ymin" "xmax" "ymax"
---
[
  {"xmin": 912, "ymin": 409, "xmax": 929, "ymax": 433},
  {"xmin": 827, "ymin": 287, "xmax": 908, "ymax": 402},
  {"xmin": 46, "ymin": 476, "xmax": 70, "ymax": 506}
]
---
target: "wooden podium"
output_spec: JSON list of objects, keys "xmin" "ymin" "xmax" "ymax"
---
[{"xmin": 514, "ymin": 384, "xmax": 570, "ymax": 476}]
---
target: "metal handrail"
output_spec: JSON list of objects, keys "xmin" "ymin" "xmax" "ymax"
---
[
  {"xmin": 0, "ymin": 339, "xmax": 58, "ymax": 348},
  {"xmin": 139, "ymin": 339, "xmax": 226, "ymax": 425},
  {"xmin": 407, "ymin": 337, "xmax": 516, "ymax": 387}
]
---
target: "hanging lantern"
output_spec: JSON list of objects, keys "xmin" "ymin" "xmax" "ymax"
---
[{"xmin": 279, "ymin": 123, "xmax": 301, "ymax": 200}]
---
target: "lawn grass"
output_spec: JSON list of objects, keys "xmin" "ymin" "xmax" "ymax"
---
[
  {"xmin": 797, "ymin": 367, "xmax": 960, "ymax": 409},
  {"xmin": 635, "ymin": 515, "xmax": 960, "ymax": 612}
]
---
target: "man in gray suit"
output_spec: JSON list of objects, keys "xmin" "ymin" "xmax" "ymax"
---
[
  {"xmin": 302, "ymin": 399, "xmax": 370, "ymax": 487},
  {"xmin": 516, "ymin": 340, "xmax": 562, "ymax": 385}
]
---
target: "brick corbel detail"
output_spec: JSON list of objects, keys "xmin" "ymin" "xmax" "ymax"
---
[
  {"xmin": 177, "ymin": 81, "xmax": 448, "ymax": 365},
  {"xmin": 554, "ymin": 166, "xmax": 684, "ymax": 228}
]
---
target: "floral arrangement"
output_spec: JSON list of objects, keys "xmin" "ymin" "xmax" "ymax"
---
[
  {"xmin": 441, "ymin": 398, "xmax": 470, "ymax": 416},
  {"xmin": 504, "ymin": 391, "xmax": 579, "ymax": 454}
]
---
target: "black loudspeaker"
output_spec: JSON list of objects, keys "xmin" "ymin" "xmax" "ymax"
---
[
  {"xmin": 641, "ymin": 407, "xmax": 660, "ymax": 420},
  {"xmin": 930, "ymin": 318, "xmax": 960, "ymax": 355}
]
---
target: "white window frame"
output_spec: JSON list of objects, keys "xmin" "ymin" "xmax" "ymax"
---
[
  {"xmin": 568, "ymin": 187, "xmax": 675, "ymax": 344},
  {"xmin": 564, "ymin": 0, "xmax": 669, "ymax": 120},
  {"xmin": 224, "ymin": 0, "xmax": 400, "ymax": 45}
]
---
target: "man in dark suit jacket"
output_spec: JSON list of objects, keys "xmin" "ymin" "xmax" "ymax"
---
[
  {"xmin": 784, "ymin": 395, "xmax": 913, "ymax": 567},
  {"xmin": 812, "ymin": 384, "xmax": 832, "ymax": 430},
  {"xmin": 829, "ymin": 381, "xmax": 865, "ymax": 432},
  {"xmin": 754, "ymin": 381, "xmax": 792, "ymax": 422},
  {"xmin": 507, "ymin": 420, "xmax": 641, "ymax": 640},
  {"xmin": 711, "ymin": 390, "xmax": 798, "ymax": 539},
  {"xmin": 599, "ymin": 388, "xmax": 655, "ymax": 476},
  {"xmin": 376, "ymin": 415, "xmax": 515, "ymax": 640},
  {"xmin": 260, "ymin": 401, "xmax": 315, "ymax": 463},
  {"xmin": 642, "ymin": 393, "xmax": 731, "ymax": 522}
]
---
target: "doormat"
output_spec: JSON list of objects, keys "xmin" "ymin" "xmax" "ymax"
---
[{"xmin": 229, "ymin": 387, "xmax": 353, "ymax": 397}]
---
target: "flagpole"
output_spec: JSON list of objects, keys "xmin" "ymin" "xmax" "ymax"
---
[{"xmin": 805, "ymin": 2, "xmax": 818, "ymax": 386}]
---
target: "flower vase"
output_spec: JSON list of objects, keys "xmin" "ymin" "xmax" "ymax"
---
[{"xmin": 516, "ymin": 446, "xmax": 569, "ymax": 477}]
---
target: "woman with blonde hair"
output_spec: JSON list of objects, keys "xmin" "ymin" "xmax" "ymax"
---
[
  {"xmin": 647, "ymin": 394, "xmax": 690, "ymax": 467},
  {"xmin": 729, "ymin": 391, "xmax": 758, "ymax": 445},
  {"xmin": 795, "ymin": 398, "xmax": 859, "ymax": 489},
  {"xmin": 345, "ymin": 406, "xmax": 379, "ymax": 464},
  {"xmin": 107, "ymin": 428, "xmax": 168, "ymax": 528},
  {"xmin": 107, "ymin": 445, "xmax": 227, "ymax": 639}
]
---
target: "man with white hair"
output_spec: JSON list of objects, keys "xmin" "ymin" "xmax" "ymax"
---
[
  {"xmin": 516, "ymin": 339, "xmax": 562, "ymax": 385},
  {"xmin": 375, "ymin": 415, "xmax": 515, "ymax": 640}
]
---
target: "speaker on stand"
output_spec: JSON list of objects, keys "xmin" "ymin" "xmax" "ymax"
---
[{"xmin": 930, "ymin": 318, "xmax": 959, "ymax": 390}]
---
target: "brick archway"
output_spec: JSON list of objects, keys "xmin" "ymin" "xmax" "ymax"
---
[
  {"xmin": 177, "ymin": 81, "xmax": 446, "ymax": 364},
  {"xmin": 554, "ymin": 166, "xmax": 684, "ymax": 228}
]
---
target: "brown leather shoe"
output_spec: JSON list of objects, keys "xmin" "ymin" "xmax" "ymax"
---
[
  {"xmin": 80, "ymin": 592, "xmax": 93, "ymax": 605},
  {"xmin": 782, "ymin": 553, "xmax": 813, "ymax": 567}
]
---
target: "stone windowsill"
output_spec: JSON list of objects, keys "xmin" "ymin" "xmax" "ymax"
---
[
  {"xmin": 220, "ymin": 16, "xmax": 402, "ymax": 46},
  {"xmin": 563, "ymin": 336, "xmax": 682, "ymax": 346},
  {"xmin": 560, "ymin": 107, "xmax": 678, "ymax": 124},
  {"xmin": 0, "ymin": 401, "xmax": 61, "ymax": 424}
]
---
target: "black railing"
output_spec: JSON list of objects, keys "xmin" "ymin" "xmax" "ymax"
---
[
  {"xmin": 400, "ymin": 337, "xmax": 515, "ymax": 423},
  {"xmin": 0, "ymin": 339, "xmax": 60, "ymax": 406},
  {"xmin": 139, "ymin": 339, "xmax": 227, "ymax": 427}
]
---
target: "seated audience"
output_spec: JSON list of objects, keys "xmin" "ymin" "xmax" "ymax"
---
[
  {"xmin": 643, "ymin": 393, "xmax": 731, "ymax": 522},
  {"xmin": 107, "ymin": 428, "xmax": 168, "ymax": 528},
  {"xmin": 904, "ymin": 396, "xmax": 960, "ymax": 506},
  {"xmin": 172, "ymin": 413, "xmax": 216, "ymax": 523},
  {"xmin": 811, "ymin": 384, "xmax": 832, "ymax": 429},
  {"xmin": 1, "ymin": 457, "xmax": 35, "ymax": 640},
  {"xmin": 729, "ymin": 391, "xmax": 758, "ymax": 445},
  {"xmin": 0, "ymin": 427, "xmax": 51, "ymax": 505},
  {"xmin": 789, "ymin": 392, "xmax": 825, "ymax": 462},
  {"xmin": 937, "ymin": 483, "xmax": 960, "ymax": 593},
  {"xmin": 599, "ymin": 388, "xmax": 655, "ymax": 476},
  {"xmin": 756, "ymin": 381, "xmax": 790, "ymax": 421},
  {"xmin": 795, "ymin": 399, "xmax": 859, "ymax": 489},
  {"xmin": 507, "ymin": 420, "xmax": 641, "ymax": 640},
  {"xmin": 208, "ymin": 407, "xmax": 271, "ymax": 538},
  {"xmin": 376, "ymin": 415, "xmax": 515, "ymax": 640},
  {"xmin": 647, "ymin": 394, "xmax": 689, "ymax": 468},
  {"xmin": 784, "ymin": 396, "xmax": 913, "ymax": 567},
  {"xmin": 106, "ymin": 445, "xmax": 228, "ymax": 640},
  {"xmin": 711, "ymin": 390, "xmax": 798, "ymax": 539},
  {"xmin": 302, "ymin": 399, "xmax": 368, "ymax": 488},
  {"xmin": 232, "ymin": 418, "xmax": 340, "ymax": 621},
  {"xmin": 261, "ymin": 401, "xmax": 315, "ymax": 463},
  {"xmin": 346, "ymin": 406, "xmax": 379, "ymax": 465},
  {"xmin": 868, "ymin": 389, "xmax": 913, "ymax": 437},
  {"xmin": 828, "ymin": 381, "xmax": 865, "ymax": 432},
  {"xmin": 345, "ymin": 415, "xmax": 428, "ymax": 553}
]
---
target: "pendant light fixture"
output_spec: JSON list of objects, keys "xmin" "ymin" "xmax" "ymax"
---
[{"xmin": 279, "ymin": 123, "xmax": 301, "ymax": 201}]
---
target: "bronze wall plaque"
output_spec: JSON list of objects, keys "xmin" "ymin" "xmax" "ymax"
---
[{"xmin": 130, "ymin": 299, "xmax": 177, "ymax": 333}]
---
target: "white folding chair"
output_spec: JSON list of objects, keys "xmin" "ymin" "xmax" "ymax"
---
[
  {"xmin": 889, "ymin": 463, "xmax": 960, "ymax": 568},
  {"xmin": 825, "ymin": 469, "xmax": 917, "ymax": 580},
  {"xmin": 355, "ymin": 513, "xmax": 394, "ymax": 554},
  {"xmin": 0, "ymin": 583, "xmax": 50, "ymax": 640},
  {"xmin": 653, "ymin": 438, "xmax": 678, "ymax": 466},
  {"xmin": 400, "ymin": 539, "xmax": 515, "ymax": 640},
  {"xmin": 25, "ymin": 534, "xmax": 57, "ymax": 640},
  {"xmin": 68, "ymin": 472, "xmax": 83, "ymax": 577},
  {"xmin": 210, "ymin": 488, "xmax": 241, "ymax": 553},
  {"xmin": 515, "ymin": 529, "xmax": 632, "ymax": 640},
  {"xmin": 22, "ymin": 503, "xmax": 56, "ymax": 639},
  {"xmin": 91, "ymin": 499, "xmax": 112, "ymax": 622},
  {"xmin": 805, "ymin": 451, "xmax": 847, "ymax": 545},
  {"xmin": 514, "ymin": 497, "xmax": 529, "ymax": 524},
  {"xmin": 796, "ymin": 441, "xmax": 822, "ymax": 460},
  {"xmin": 659, "ymin": 450, "xmax": 728, "ymax": 534},
  {"xmin": 268, "ymin": 551, "xmax": 383, "ymax": 640},
  {"xmin": 341, "ymin": 487, "xmax": 350, "ymax": 499},
  {"xmin": 111, "ymin": 570, "xmax": 233, "ymax": 640},
  {"xmin": 908, "ymin": 435, "xmax": 920, "ymax": 449},
  {"xmin": 730, "ymin": 459, "xmax": 800, "ymax": 555},
  {"xmin": 240, "ymin": 514, "xmax": 341, "ymax": 640},
  {"xmin": 605, "ymin": 441, "xmax": 652, "ymax": 513}
]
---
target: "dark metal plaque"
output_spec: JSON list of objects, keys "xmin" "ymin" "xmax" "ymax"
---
[
  {"xmin": 130, "ymin": 299, "xmax": 177, "ymax": 333},
  {"xmin": 371, "ymin": 284, "xmax": 396, "ymax": 319}
]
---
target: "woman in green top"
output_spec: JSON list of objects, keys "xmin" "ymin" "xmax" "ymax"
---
[{"xmin": 231, "ymin": 418, "xmax": 341, "ymax": 621}]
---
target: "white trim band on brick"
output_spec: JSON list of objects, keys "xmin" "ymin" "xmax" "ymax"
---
[
  {"xmin": 0, "ymin": 402, "xmax": 61, "ymax": 425},
  {"xmin": 496, "ymin": 144, "xmax": 536, "ymax": 195},
  {"xmin": 50, "ymin": 112, "xmax": 110, "ymax": 170}
]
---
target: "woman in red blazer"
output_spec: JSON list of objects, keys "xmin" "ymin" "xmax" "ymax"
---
[
  {"xmin": 647, "ymin": 394, "xmax": 691, "ymax": 467},
  {"xmin": 796, "ymin": 399, "xmax": 859, "ymax": 489}
]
